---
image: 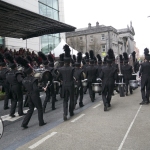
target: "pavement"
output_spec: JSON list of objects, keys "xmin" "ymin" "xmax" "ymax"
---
[{"xmin": 1, "ymin": 88, "xmax": 150, "ymax": 150}]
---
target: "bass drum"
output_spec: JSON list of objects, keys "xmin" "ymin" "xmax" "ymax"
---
[{"xmin": 34, "ymin": 70, "xmax": 52, "ymax": 83}]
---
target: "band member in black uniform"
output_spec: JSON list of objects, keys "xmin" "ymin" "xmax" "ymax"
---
[
  {"xmin": 139, "ymin": 48, "xmax": 150, "ymax": 105},
  {"xmin": 118, "ymin": 54, "xmax": 124, "ymax": 83},
  {"xmin": 38, "ymin": 52, "xmax": 56, "ymax": 112},
  {"xmin": 97, "ymin": 54, "xmax": 102, "ymax": 95},
  {"xmin": 86, "ymin": 50, "xmax": 98, "ymax": 102},
  {"xmin": 122, "ymin": 52, "xmax": 133, "ymax": 96},
  {"xmin": 94, "ymin": 56, "xmax": 98, "ymax": 66},
  {"xmin": 57, "ymin": 54, "xmax": 64, "ymax": 98},
  {"xmin": 57, "ymin": 53, "xmax": 64, "ymax": 68},
  {"xmin": 72, "ymin": 55, "xmax": 76, "ymax": 67},
  {"xmin": 102, "ymin": 56, "xmax": 107, "ymax": 68},
  {"xmin": 4, "ymin": 53, "xmax": 25, "ymax": 117},
  {"xmin": 20, "ymin": 58, "xmax": 46, "ymax": 128},
  {"xmin": 48, "ymin": 54, "xmax": 58, "ymax": 102},
  {"xmin": 74, "ymin": 52, "xmax": 84, "ymax": 108},
  {"xmin": 131, "ymin": 51, "xmax": 136, "ymax": 80},
  {"xmin": 82, "ymin": 52, "xmax": 90, "ymax": 94},
  {"xmin": 100, "ymin": 49, "xmax": 118, "ymax": 111},
  {"xmin": 57, "ymin": 44, "xmax": 75, "ymax": 121},
  {"xmin": 97, "ymin": 54, "xmax": 102, "ymax": 78},
  {"xmin": 0, "ymin": 53, "xmax": 10, "ymax": 110}
]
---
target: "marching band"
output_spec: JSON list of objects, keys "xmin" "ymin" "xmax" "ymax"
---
[{"xmin": 1, "ymin": 44, "xmax": 149, "ymax": 129}]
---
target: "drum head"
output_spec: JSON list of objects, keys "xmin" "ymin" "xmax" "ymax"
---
[
  {"xmin": 92, "ymin": 83, "xmax": 100, "ymax": 85},
  {"xmin": 34, "ymin": 72, "xmax": 41, "ymax": 78},
  {"xmin": 0, "ymin": 117, "xmax": 4, "ymax": 139}
]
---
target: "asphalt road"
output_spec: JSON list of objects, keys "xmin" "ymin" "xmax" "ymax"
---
[
  {"xmin": 1, "ymin": 88, "xmax": 150, "ymax": 150},
  {"xmin": 0, "ymin": 91, "xmax": 102, "ymax": 150}
]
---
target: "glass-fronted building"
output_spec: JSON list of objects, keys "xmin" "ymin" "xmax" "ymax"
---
[
  {"xmin": 39, "ymin": 0, "xmax": 60, "ymax": 54},
  {"xmin": 1, "ymin": 0, "xmax": 65, "ymax": 54}
]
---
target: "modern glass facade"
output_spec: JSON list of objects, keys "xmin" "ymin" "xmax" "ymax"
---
[
  {"xmin": 0, "ymin": 37, "xmax": 4, "ymax": 47},
  {"xmin": 39, "ymin": 0, "xmax": 60, "ymax": 54}
]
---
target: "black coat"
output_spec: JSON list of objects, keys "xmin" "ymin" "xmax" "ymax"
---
[
  {"xmin": 58, "ymin": 65, "xmax": 74, "ymax": 97},
  {"xmin": 74, "ymin": 68, "xmax": 84, "ymax": 87},
  {"xmin": 122, "ymin": 64, "xmax": 132, "ymax": 83},
  {"xmin": 139, "ymin": 61, "xmax": 150, "ymax": 90},
  {"xmin": 100, "ymin": 65, "xmax": 118, "ymax": 93},
  {"xmin": 86, "ymin": 65, "xmax": 98, "ymax": 83}
]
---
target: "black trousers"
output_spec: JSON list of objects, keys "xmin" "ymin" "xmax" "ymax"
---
[
  {"xmin": 74, "ymin": 86, "xmax": 83, "ymax": 105},
  {"xmin": 10, "ymin": 85, "xmax": 23, "ymax": 116},
  {"xmin": 63, "ymin": 87, "xmax": 74, "ymax": 116},
  {"xmin": 141, "ymin": 86, "xmax": 150, "ymax": 102},
  {"xmin": 43, "ymin": 85, "xmax": 55, "ymax": 109},
  {"xmin": 141, "ymin": 76, "xmax": 150, "ymax": 102},
  {"xmin": 102, "ymin": 84, "xmax": 113, "ymax": 106},
  {"xmin": 22, "ymin": 94, "xmax": 44, "ymax": 126},
  {"xmin": 88, "ymin": 82, "xmax": 95, "ymax": 100},
  {"xmin": 3, "ymin": 86, "xmax": 10, "ymax": 109}
]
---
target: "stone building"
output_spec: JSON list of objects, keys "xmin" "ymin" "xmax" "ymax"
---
[{"xmin": 66, "ymin": 21, "xmax": 135, "ymax": 57}]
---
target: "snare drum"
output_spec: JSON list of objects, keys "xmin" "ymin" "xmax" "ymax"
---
[
  {"xmin": 129, "ymin": 80, "xmax": 138, "ymax": 89},
  {"xmin": 82, "ymin": 79, "xmax": 88, "ymax": 87},
  {"xmin": 92, "ymin": 83, "xmax": 102, "ymax": 93}
]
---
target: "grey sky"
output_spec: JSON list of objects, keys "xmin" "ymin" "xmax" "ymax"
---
[{"xmin": 64, "ymin": 0, "xmax": 150, "ymax": 55}]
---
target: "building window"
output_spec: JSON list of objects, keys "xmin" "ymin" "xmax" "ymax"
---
[
  {"xmin": 101, "ymin": 34, "xmax": 105, "ymax": 40},
  {"xmin": 101, "ymin": 45, "xmax": 106, "ymax": 52},
  {"xmin": 90, "ymin": 35, "xmax": 94, "ymax": 42},
  {"xmin": 39, "ymin": 0, "xmax": 60, "ymax": 54}
]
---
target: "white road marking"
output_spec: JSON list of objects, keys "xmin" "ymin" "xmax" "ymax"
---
[
  {"xmin": 71, "ymin": 114, "xmax": 85, "ymax": 123},
  {"xmin": 93, "ymin": 103, "xmax": 101, "ymax": 108},
  {"xmin": 1, "ymin": 108, "xmax": 37, "ymax": 122},
  {"xmin": 28, "ymin": 132, "xmax": 57, "ymax": 149},
  {"xmin": 118, "ymin": 105, "xmax": 142, "ymax": 150}
]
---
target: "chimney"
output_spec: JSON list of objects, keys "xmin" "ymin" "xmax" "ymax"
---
[
  {"xmin": 96, "ymin": 22, "xmax": 99, "ymax": 27},
  {"xmin": 88, "ymin": 23, "xmax": 91, "ymax": 29}
]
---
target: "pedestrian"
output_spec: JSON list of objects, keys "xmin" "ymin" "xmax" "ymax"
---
[{"xmin": 139, "ymin": 48, "xmax": 150, "ymax": 105}]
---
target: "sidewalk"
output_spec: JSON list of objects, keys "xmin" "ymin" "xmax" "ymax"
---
[{"xmin": 17, "ymin": 88, "xmax": 150, "ymax": 150}]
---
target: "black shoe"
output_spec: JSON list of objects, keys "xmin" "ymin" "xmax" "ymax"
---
[
  {"xmin": 79, "ymin": 103, "xmax": 84, "ymax": 107},
  {"xmin": 104, "ymin": 104, "xmax": 108, "ymax": 111},
  {"xmin": 19, "ymin": 113, "xmax": 26, "ymax": 116},
  {"xmin": 52, "ymin": 107, "xmax": 56, "ymax": 110},
  {"xmin": 126, "ymin": 93, "xmax": 128, "ymax": 96},
  {"xmin": 39, "ymin": 122, "xmax": 47, "ymax": 126},
  {"xmin": 4, "ymin": 107, "xmax": 10, "ymax": 110},
  {"xmin": 140, "ymin": 101, "xmax": 145, "ymax": 105},
  {"xmin": 84, "ymin": 92, "xmax": 86, "ymax": 94},
  {"xmin": 10, "ymin": 114, "xmax": 16, "ymax": 118},
  {"xmin": 108, "ymin": 104, "xmax": 111, "ymax": 107},
  {"xmin": 90, "ymin": 96, "xmax": 94, "ymax": 102},
  {"xmin": 63, "ymin": 115, "xmax": 67, "ymax": 121},
  {"xmin": 145, "ymin": 101, "xmax": 149, "ymax": 104},
  {"xmin": 21, "ymin": 125, "xmax": 28, "ymax": 129},
  {"xmin": 70, "ymin": 112, "xmax": 74, "ymax": 117},
  {"xmin": 130, "ymin": 91, "xmax": 133, "ymax": 94}
]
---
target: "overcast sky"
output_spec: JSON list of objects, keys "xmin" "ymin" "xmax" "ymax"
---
[{"xmin": 63, "ymin": 0, "xmax": 150, "ymax": 55}]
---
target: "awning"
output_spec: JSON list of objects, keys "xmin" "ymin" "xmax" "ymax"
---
[{"xmin": 0, "ymin": 1, "xmax": 76, "ymax": 40}]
